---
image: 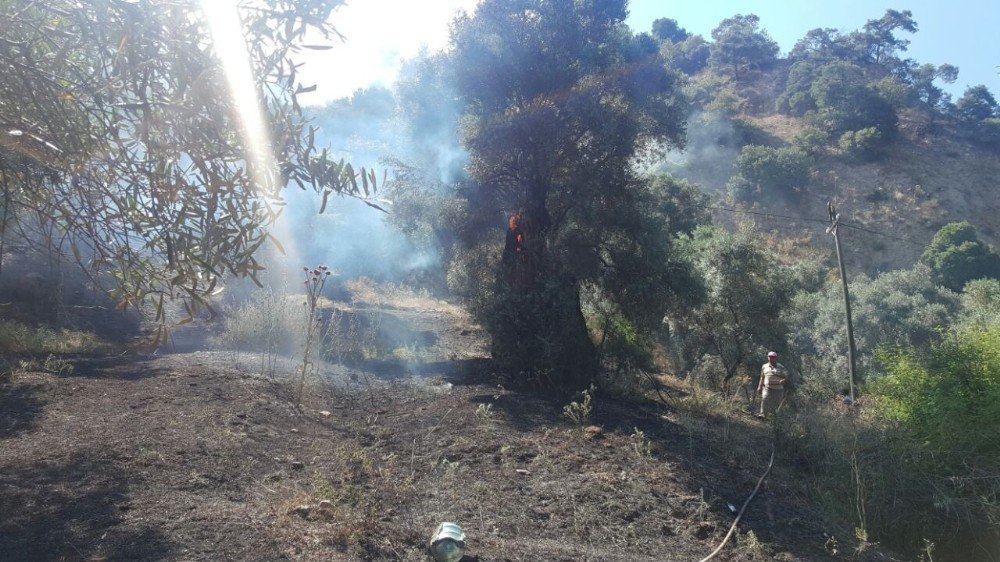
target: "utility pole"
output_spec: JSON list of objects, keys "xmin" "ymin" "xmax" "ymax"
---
[{"xmin": 827, "ymin": 202, "xmax": 857, "ymax": 403}]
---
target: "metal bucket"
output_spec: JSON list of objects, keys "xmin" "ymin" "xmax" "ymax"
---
[{"xmin": 429, "ymin": 522, "xmax": 466, "ymax": 562}]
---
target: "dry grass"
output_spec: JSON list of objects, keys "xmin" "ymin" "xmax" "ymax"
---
[
  {"xmin": 746, "ymin": 114, "xmax": 806, "ymax": 144},
  {"xmin": 0, "ymin": 319, "xmax": 110, "ymax": 355},
  {"xmin": 726, "ymin": 108, "xmax": 1000, "ymax": 273},
  {"xmin": 344, "ymin": 277, "xmax": 458, "ymax": 314}
]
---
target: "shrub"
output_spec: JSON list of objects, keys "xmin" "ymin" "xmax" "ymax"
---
[
  {"xmin": 0, "ymin": 320, "xmax": 106, "ymax": 355},
  {"xmin": 959, "ymin": 278, "xmax": 1000, "ymax": 328},
  {"xmin": 706, "ymin": 86, "xmax": 747, "ymax": 117},
  {"xmin": 786, "ymin": 265, "xmax": 960, "ymax": 396},
  {"xmin": 920, "ymin": 221, "xmax": 1000, "ymax": 291},
  {"xmin": 838, "ymin": 127, "xmax": 885, "ymax": 161},
  {"xmin": 793, "ymin": 126, "xmax": 831, "ymax": 154},
  {"xmin": 735, "ymin": 145, "xmax": 811, "ymax": 195},
  {"xmin": 872, "ymin": 323, "xmax": 1000, "ymax": 465},
  {"xmin": 866, "ymin": 321, "xmax": 1000, "ymax": 549},
  {"xmin": 562, "ymin": 385, "xmax": 596, "ymax": 428}
]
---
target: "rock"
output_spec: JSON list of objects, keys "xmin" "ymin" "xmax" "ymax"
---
[
  {"xmin": 290, "ymin": 461, "xmax": 305, "ymax": 470},
  {"xmin": 290, "ymin": 428, "xmax": 299, "ymax": 434},
  {"xmin": 584, "ymin": 425, "xmax": 604, "ymax": 438},
  {"xmin": 319, "ymin": 411, "xmax": 331, "ymax": 417},
  {"xmin": 515, "ymin": 468, "xmax": 531, "ymax": 476}
]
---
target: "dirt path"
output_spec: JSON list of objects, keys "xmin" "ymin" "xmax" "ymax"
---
[{"xmin": 1, "ymin": 294, "xmax": 897, "ymax": 561}]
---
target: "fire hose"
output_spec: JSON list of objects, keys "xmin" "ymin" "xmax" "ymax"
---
[
  {"xmin": 697, "ymin": 393, "xmax": 786, "ymax": 562},
  {"xmin": 697, "ymin": 444, "xmax": 775, "ymax": 562}
]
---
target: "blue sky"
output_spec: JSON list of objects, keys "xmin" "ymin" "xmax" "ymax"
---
[{"xmin": 298, "ymin": 0, "xmax": 1000, "ymax": 104}]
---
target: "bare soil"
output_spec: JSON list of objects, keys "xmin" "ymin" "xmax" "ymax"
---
[{"xmin": 1, "ymin": 291, "xmax": 898, "ymax": 561}]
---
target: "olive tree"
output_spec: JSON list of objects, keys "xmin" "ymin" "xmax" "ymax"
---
[
  {"xmin": 444, "ymin": 0, "xmax": 699, "ymax": 384},
  {"xmin": 0, "ymin": 0, "xmax": 376, "ymax": 332}
]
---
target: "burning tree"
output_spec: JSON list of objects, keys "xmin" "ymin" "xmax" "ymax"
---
[{"xmin": 442, "ymin": 0, "xmax": 703, "ymax": 384}]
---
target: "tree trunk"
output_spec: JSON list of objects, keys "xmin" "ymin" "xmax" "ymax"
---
[{"xmin": 492, "ymin": 206, "xmax": 598, "ymax": 386}]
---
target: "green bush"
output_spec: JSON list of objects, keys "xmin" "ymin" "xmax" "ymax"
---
[
  {"xmin": 599, "ymin": 315, "xmax": 654, "ymax": 371},
  {"xmin": 872, "ymin": 322, "xmax": 1000, "ymax": 463},
  {"xmin": 676, "ymin": 225, "xmax": 794, "ymax": 384},
  {"xmin": 774, "ymin": 60, "xmax": 818, "ymax": 116},
  {"xmin": 780, "ymin": 319, "xmax": 1000, "ymax": 557},
  {"xmin": 838, "ymin": 127, "xmax": 885, "ymax": 161},
  {"xmin": 793, "ymin": 126, "xmax": 831, "ymax": 154},
  {"xmin": 786, "ymin": 265, "xmax": 959, "ymax": 395},
  {"xmin": 921, "ymin": 221, "xmax": 1000, "ymax": 291},
  {"xmin": 869, "ymin": 321, "xmax": 1000, "ymax": 536},
  {"xmin": 735, "ymin": 145, "xmax": 811, "ymax": 195},
  {"xmin": 959, "ymin": 278, "xmax": 1000, "ymax": 328},
  {"xmin": 705, "ymin": 86, "xmax": 747, "ymax": 116},
  {"xmin": 725, "ymin": 174, "xmax": 756, "ymax": 203}
]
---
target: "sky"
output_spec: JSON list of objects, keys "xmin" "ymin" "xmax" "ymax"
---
[{"xmin": 296, "ymin": 0, "xmax": 1000, "ymax": 105}]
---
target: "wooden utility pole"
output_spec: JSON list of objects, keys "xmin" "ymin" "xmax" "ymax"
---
[{"xmin": 827, "ymin": 202, "xmax": 857, "ymax": 403}]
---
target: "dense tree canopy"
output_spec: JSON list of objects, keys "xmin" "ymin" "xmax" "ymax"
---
[
  {"xmin": 0, "ymin": 0, "xmax": 372, "ymax": 325},
  {"xmin": 708, "ymin": 14, "xmax": 778, "ymax": 79},
  {"xmin": 677, "ymin": 225, "xmax": 794, "ymax": 385},
  {"xmin": 787, "ymin": 265, "xmax": 960, "ymax": 391},
  {"xmin": 651, "ymin": 18, "xmax": 688, "ymax": 43},
  {"xmin": 848, "ymin": 9, "xmax": 917, "ymax": 68},
  {"xmin": 956, "ymin": 85, "xmax": 1000, "ymax": 121},
  {"xmin": 443, "ymin": 0, "xmax": 699, "ymax": 383},
  {"xmin": 661, "ymin": 35, "xmax": 710, "ymax": 75},
  {"xmin": 921, "ymin": 222, "xmax": 1000, "ymax": 291}
]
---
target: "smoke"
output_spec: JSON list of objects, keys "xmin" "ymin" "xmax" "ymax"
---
[
  {"xmin": 652, "ymin": 111, "xmax": 740, "ymax": 191},
  {"xmin": 260, "ymin": 59, "xmax": 468, "ymax": 291}
]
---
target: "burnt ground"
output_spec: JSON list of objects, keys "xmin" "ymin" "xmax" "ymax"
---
[{"xmin": 1, "ymin": 291, "xmax": 899, "ymax": 561}]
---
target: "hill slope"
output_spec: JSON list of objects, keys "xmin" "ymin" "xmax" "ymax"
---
[{"xmin": 0, "ymin": 290, "xmax": 899, "ymax": 561}]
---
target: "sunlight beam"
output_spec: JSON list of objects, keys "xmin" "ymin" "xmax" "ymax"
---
[{"xmin": 202, "ymin": 0, "xmax": 299, "ymax": 273}]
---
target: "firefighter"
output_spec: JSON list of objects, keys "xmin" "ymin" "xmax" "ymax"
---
[{"xmin": 756, "ymin": 351, "xmax": 788, "ymax": 420}]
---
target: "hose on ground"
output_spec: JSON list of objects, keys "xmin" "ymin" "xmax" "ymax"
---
[{"xmin": 697, "ymin": 443, "xmax": 776, "ymax": 562}]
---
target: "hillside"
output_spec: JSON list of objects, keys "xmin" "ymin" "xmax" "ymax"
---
[
  {"xmin": 670, "ymin": 98, "xmax": 1000, "ymax": 275},
  {"xmin": 3, "ymin": 3, "xmax": 999, "ymax": 561},
  {"xmin": 0, "ymin": 284, "xmax": 898, "ymax": 561}
]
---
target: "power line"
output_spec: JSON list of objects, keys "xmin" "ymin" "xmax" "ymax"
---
[
  {"xmin": 837, "ymin": 220, "xmax": 926, "ymax": 247},
  {"xmin": 690, "ymin": 202, "xmax": 828, "ymax": 225},
  {"xmin": 689, "ymin": 202, "xmax": 927, "ymax": 248}
]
